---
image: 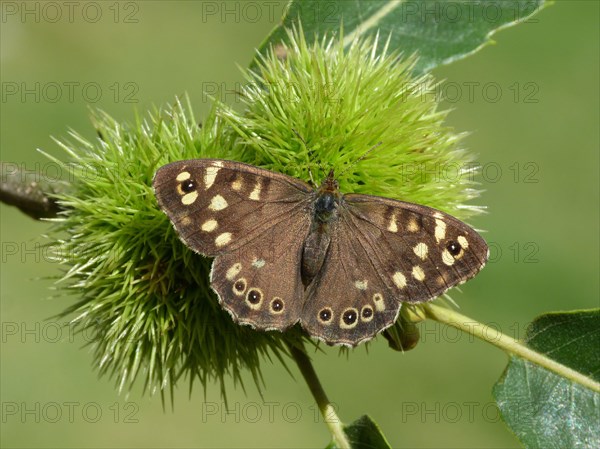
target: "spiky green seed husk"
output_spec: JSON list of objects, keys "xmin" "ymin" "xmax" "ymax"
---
[{"xmin": 47, "ymin": 29, "xmax": 482, "ymax": 398}]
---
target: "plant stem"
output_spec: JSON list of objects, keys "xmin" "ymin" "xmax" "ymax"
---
[
  {"xmin": 288, "ymin": 342, "xmax": 350, "ymax": 449},
  {"xmin": 0, "ymin": 161, "xmax": 63, "ymax": 219},
  {"xmin": 423, "ymin": 303, "xmax": 600, "ymax": 393}
]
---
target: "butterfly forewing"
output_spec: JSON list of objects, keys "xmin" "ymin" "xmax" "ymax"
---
[
  {"xmin": 153, "ymin": 159, "xmax": 312, "ymax": 256},
  {"xmin": 345, "ymin": 194, "xmax": 488, "ymax": 298}
]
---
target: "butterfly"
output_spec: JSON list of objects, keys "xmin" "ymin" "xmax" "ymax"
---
[{"xmin": 153, "ymin": 159, "xmax": 488, "ymax": 346}]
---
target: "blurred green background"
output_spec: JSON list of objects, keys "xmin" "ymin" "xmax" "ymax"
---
[{"xmin": 1, "ymin": 1, "xmax": 598, "ymax": 448}]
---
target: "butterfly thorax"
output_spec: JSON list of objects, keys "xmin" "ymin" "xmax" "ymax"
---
[
  {"xmin": 313, "ymin": 169, "xmax": 340, "ymax": 220},
  {"xmin": 301, "ymin": 172, "xmax": 342, "ymax": 286}
]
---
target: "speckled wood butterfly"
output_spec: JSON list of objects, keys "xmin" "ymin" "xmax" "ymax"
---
[{"xmin": 153, "ymin": 159, "xmax": 488, "ymax": 346}]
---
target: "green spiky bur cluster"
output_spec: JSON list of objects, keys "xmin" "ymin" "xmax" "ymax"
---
[
  {"xmin": 49, "ymin": 102, "xmax": 297, "ymax": 398},
  {"xmin": 223, "ymin": 31, "xmax": 481, "ymax": 215},
  {"xmin": 47, "ymin": 30, "xmax": 483, "ymax": 396}
]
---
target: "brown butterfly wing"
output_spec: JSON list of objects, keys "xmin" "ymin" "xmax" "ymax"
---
[
  {"xmin": 209, "ymin": 212, "xmax": 310, "ymax": 330},
  {"xmin": 301, "ymin": 194, "xmax": 488, "ymax": 346},
  {"xmin": 153, "ymin": 159, "xmax": 313, "ymax": 330},
  {"xmin": 153, "ymin": 159, "xmax": 312, "ymax": 256}
]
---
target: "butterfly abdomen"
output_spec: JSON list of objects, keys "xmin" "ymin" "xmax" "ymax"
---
[
  {"xmin": 301, "ymin": 222, "xmax": 332, "ymax": 286},
  {"xmin": 301, "ymin": 188, "xmax": 342, "ymax": 285}
]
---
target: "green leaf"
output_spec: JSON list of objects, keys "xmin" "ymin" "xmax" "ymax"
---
[
  {"xmin": 258, "ymin": 0, "xmax": 548, "ymax": 74},
  {"xmin": 493, "ymin": 309, "xmax": 600, "ymax": 449},
  {"xmin": 326, "ymin": 415, "xmax": 391, "ymax": 449}
]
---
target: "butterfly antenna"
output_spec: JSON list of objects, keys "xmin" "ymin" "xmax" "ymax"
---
[
  {"xmin": 338, "ymin": 141, "xmax": 383, "ymax": 177},
  {"xmin": 292, "ymin": 128, "xmax": 324, "ymax": 185}
]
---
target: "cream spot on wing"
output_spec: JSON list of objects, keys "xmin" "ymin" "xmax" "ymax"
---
[
  {"xmin": 231, "ymin": 178, "xmax": 243, "ymax": 191},
  {"xmin": 249, "ymin": 180, "xmax": 262, "ymax": 200},
  {"xmin": 204, "ymin": 166, "xmax": 220, "ymax": 190},
  {"xmin": 392, "ymin": 272, "xmax": 407, "ymax": 289},
  {"xmin": 201, "ymin": 219, "xmax": 218, "ymax": 232},
  {"xmin": 407, "ymin": 218, "xmax": 419, "ymax": 232},
  {"xmin": 433, "ymin": 212, "xmax": 444, "ymax": 219},
  {"xmin": 435, "ymin": 219, "xmax": 446, "ymax": 243},
  {"xmin": 252, "ymin": 258, "xmax": 266, "ymax": 269},
  {"xmin": 457, "ymin": 235, "xmax": 469, "ymax": 249},
  {"xmin": 387, "ymin": 214, "xmax": 398, "ymax": 233},
  {"xmin": 412, "ymin": 265, "xmax": 426, "ymax": 281},
  {"xmin": 413, "ymin": 242, "xmax": 429, "ymax": 260},
  {"xmin": 181, "ymin": 191, "xmax": 198, "ymax": 205},
  {"xmin": 215, "ymin": 232, "xmax": 232, "ymax": 247},
  {"xmin": 180, "ymin": 216, "xmax": 191, "ymax": 226},
  {"xmin": 209, "ymin": 194, "xmax": 228, "ymax": 211},
  {"xmin": 442, "ymin": 249, "xmax": 455, "ymax": 266},
  {"xmin": 176, "ymin": 171, "xmax": 190, "ymax": 182},
  {"xmin": 354, "ymin": 280, "xmax": 368, "ymax": 290},
  {"xmin": 226, "ymin": 263, "xmax": 242, "ymax": 281},
  {"xmin": 436, "ymin": 276, "xmax": 446, "ymax": 287},
  {"xmin": 373, "ymin": 293, "xmax": 385, "ymax": 311}
]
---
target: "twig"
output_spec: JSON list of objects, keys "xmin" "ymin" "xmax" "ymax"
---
[
  {"xmin": 287, "ymin": 342, "xmax": 350, "ymax": 448},
  {"xmin": 423, "ymin": 303, "xmax": 600, "ymax": 393},
  {"xmin": 0, "ymin": 161, "xmax": 63, "ymax": 219}
]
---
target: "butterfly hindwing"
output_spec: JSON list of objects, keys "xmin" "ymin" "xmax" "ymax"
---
[
  {"xmin": 301, "ymin": 222, "xmax": 401, "ymax": 345},
  {"xmin": 210, "ymin": 211, "xmax": 310, "ymax": 331},
  {"xmin": 302, "ymin": 194, "xmax": 488, "ymax": 346}
]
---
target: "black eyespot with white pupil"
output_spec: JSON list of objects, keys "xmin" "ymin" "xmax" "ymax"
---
[
  {"xmin": 247, "ymin": 289, "xmax": 261, "ymax": 304},
  {"xmin": 271, "ymin": 298, "xmax": 283, "ymax": 312},
  {"xmin": 343, "ymin": 309, "xmax": 358, "ymax": 325},
  {"xmin": 447, "ymin": 241, "xmax": 462, "ymax": 256},
  {"xmin": 319, "ymin": 308, "xmax": 332, "ymax": 322},
  {"xmin": 234, "ymin": 280, "xmax": 245, "ymax": 292},
  {"xmin": 361, "ymin": 307, "xmax": 373, "ymax": 319},
  {"xmin": 181, "ymin": 179, "xmax": 196, "ymax": 193}
]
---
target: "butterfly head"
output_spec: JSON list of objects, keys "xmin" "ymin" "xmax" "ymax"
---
[{"xmin": 320, "ymin": 169, "xmax": 339, "ymax": 191}]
